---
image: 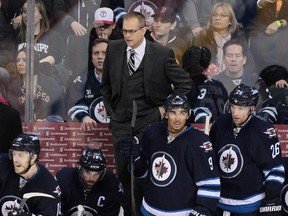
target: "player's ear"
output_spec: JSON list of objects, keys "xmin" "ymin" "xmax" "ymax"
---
[{"xmin": 30, "ymin": 153, "xmax": 37, "ymax": 161}]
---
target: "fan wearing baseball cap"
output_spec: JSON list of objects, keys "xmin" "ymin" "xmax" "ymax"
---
[
  {"xmin": 152, "ymin": 6, "xmax": 177, "ymax": 23},
  {"xmin": 146, "ymin": 6, "xmax": 188, "ymax": 64},
  {"xmin": 93, "ymin": 7, "xmax": 115, "ymax": 27},
  {"xmin": 91, "ymin": 7, "xmax": 118, "ymax": 40},
  {"xmin": 89, "ymin": 7, "xmax": 123, "ymax": 70}
]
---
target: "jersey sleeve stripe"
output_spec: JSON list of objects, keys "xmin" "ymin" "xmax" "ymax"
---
[
  {"xmin": 265, "ymin": 175, "xmax": 285, "ymax": 184},
  {"xmin": 263, "ymin": 165, "xmax": 285, "ymax": 177},
  {"xmin": 197, "ymin": 189, "xmax": 220, "ymax": 198},
  {"xmin": 196, "ymin": 177, "xmax": 220, "ymax": 186}
]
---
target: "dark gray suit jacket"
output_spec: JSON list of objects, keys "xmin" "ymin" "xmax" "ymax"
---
[{"xmin": 100, "ymin": 39, "xmax": 191, "ymax": 116}]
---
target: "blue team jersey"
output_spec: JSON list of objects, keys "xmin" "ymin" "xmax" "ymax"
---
[
  {"xmin": 210, "ymin": 114, "xmax": 285, "ymax": 213},
  {"xmin": 135, "ymin": 121, "xmax": 220, "ymax": 215},
  {"xmin": 56, "ymin": 167, "xmax": 123, "ymax": 216}
]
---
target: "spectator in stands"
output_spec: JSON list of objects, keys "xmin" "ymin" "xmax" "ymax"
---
[
  {"xmin": 180, "ymin": 0, "xmax": 246, "ymax": 38},
  {"xmin": 90, "ymin": 7, "xmax": 122, "ymax": 40},
  {"xmin": 0, "ymin": 1, "xmax": 23, "ymax": 68},
  {"xmin": 56, "ymin": 0, "xmax": 123, "ymax": 37},
  {"xmin": 5, "ymin": 0, "xmax": 62, "ymax": 30},
  {"xmin": 56, "ymin": 148, "xmax": 123, "ymax": 216},
  {"xmin": 100, "ymin": 11, "xmax": 191, "ymax": 216},
  {"xmin": 193, "ymin": 2, "xmax": 252, "ymax": 72},
  {"xmin": 115, "ymin": 0, "xmax": 182, "ymax": 30},
  {"xmin": 7, "ymin": 48, "xmax": 66, "ymax": 122},
  {"xmin": 68, "ymin": 38, "xmax": 109, "ymax": 130},
  {"xmin": 16, "ymin": 0, "xmax": 64, "ymax": 65},
  {"xmin": 0, "ymin": 68, "xmax": 22, "ymax": 154},
  {"xmin": 56, "ymin": 2, "xmax": 123, "ymax": 86},
  {"xmin": 260, "ymin": 64, "xmax": 288, "ymax": 124},
  {"xmin": 245, "ymin": 0, "xmax": 288, "ymax": 72},
  {"xmin": 88, "ymin": 7, "xmax": 123, "ymax": 70},
  {"xmin": 0, "ymin": 1, "xmax": 63, "ymax": 67},
  {"xmin": 246, "ymin": 0, "xmax": 288, "ymax": 38},
  {"xmin": 182, "ymin": 46, "xmax": 228, "ymax": 123},
  {"xmin": 212, "ymin": 39, "xmax": 278, "ymax": 123},
  {"xmin": 145, "ymin": 6, "xmax": 188, "ymax": 64}
]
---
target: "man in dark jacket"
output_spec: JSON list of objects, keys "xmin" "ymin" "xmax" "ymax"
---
[{"xmin": 100, "ymin": 11, "xmax": 191, "ymax": 216}]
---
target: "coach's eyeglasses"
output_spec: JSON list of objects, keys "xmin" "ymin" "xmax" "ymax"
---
[{"xmin": 121, "ymin": 26, "xmax": 145, "ymax": 35}]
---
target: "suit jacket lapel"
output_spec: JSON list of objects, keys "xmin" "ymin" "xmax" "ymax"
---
[
  {"xmin": 115, "ymin": 42, "xmax": 127, "ymax": 93},
  {"xmin": 143, "ymin": 41, "xmax": 156, "ymax": 95}
]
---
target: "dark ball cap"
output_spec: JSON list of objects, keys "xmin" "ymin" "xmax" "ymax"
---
[{"xmin": 152, "ymin": 6, "xmax": 177, "ymax": 23}]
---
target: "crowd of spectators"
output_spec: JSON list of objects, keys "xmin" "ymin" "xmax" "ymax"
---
[{"xmin": 0, "ymin": 0, "xmax": 288, "ymax": 123}]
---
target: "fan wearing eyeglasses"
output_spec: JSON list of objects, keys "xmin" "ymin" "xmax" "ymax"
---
[
  {"xmin": 100, "ymin": 11, "xmax": 191, "ymax": 216},
  {"xmin": 192, "ymin": 2, "xmax": 253, "ymax": 73}
]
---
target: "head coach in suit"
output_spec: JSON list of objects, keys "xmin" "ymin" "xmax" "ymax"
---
[{"xmin": 100, "ymin": 11, "xmax": 192, "ymax": 216}]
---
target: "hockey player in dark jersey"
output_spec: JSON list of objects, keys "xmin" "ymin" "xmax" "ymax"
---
[
  {"xmin": 182, "ymin": 46, "xmax": 228, "ymax": 123},
  {"xmin": 68, "ymin": 38, "xmax": 110, "ymax": 130},
  {"xmin": 210, "ymin": 84, "xmax": 285, "ymax": 215},
  {"xmin": 121, "ymin": 94, "xmax": 220, "ymax": 215},
  {"xmin": 56, "ymin": 148, "xmax": 123, "ymax": 216},
  {"xmin": 0, "ymin": 134, "xmax": 61, "ymax": 216}
]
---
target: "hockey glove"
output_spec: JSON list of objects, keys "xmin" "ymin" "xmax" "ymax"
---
[
  {"xmin": 119, "ymin": 136, "xmax": 140, "ymax": 159},
  {"xmin": 259, "ymin": 198, "xmax": 282, "ymax": 215}
]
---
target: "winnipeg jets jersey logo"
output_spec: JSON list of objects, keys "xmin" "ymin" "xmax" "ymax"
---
[
  {"xmin": 0, "ymin": 196, "xmax": 28, "ymax": 216},
  {"xmin": 128, "ymin": 0, "xmax": 157, "ymax": 28},
  {"xmin": 200, "ymin": 141, "xmax": 213, "ymax": 152},
  {"xmin": 218, "ymin": 144, "xmax": 243, "ymax": 178},
  {"xmin": 264, "ymin": 128, "xmax": 277, "ymax": 138},
  {"xmin": 89, "ymin": 96, "xmax": 110, "ymax": 123},
  {"xmin": 150, "ymin": 152, "xmax": 177, "ymax": 187}
]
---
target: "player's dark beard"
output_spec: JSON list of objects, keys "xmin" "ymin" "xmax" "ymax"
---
[
  {"xmin": 84, "ymin": 181, "xmax": 95, "ymax": 190},
  {"xmin": 79, "ymin": 171, "xmax": 97, "ymax": 194}
]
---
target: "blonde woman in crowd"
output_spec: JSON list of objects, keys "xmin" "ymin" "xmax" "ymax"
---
[{"xmin": 193, "ymin": 2, "xmax": 253, "ymax": 73}]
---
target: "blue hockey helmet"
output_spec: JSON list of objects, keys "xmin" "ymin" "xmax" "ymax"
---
[
  {"xmin": 10, "ymin": 133, "xmax": 41, "ymax": 156},
  {"xmin": 164, "ymin": 94, "xmax": 191, "ymax": 114},
  {"xmin": 79, "ymin": 148, "xmax": 107, "ymax": 172},
  {"xmin": 229, "ymin": 84, "xmax": 259, "ymax": 107}
]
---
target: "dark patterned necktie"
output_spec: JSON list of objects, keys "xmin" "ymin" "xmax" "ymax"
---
[{"xmin": 128, "ymin": 49, "xmax": 135, "ymax": 76}]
